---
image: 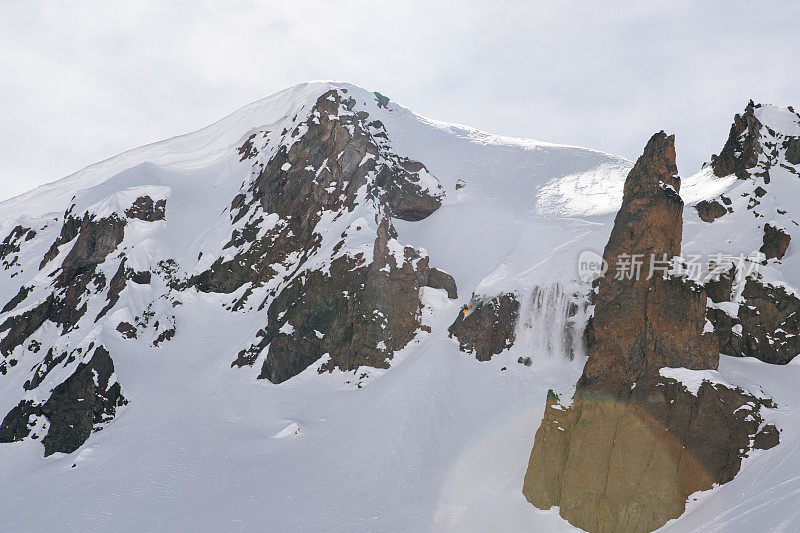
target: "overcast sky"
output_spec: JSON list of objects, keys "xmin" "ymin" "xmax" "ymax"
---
[{"xmin": 1, "ymin": 1, "xmax": 798, "ymax": 202}]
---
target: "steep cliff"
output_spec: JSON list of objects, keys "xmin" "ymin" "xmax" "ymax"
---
[{"xmin": 523, "ymin": 132, "xmax": 778, "ymax": 533}]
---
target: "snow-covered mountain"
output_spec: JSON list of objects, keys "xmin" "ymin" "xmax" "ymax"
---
[{"xmin": 0, "ymin": 82, "xmax": 798, "ymax": 532}]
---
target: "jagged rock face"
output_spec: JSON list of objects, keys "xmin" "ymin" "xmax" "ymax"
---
[
  {"xmin": 0, "ymin": 345, "xmax": 126, "ymax": 456},
  {"xmin": 198, "ymin": 90, "xmax": 451, "ymax": 382},
  {"xmin": 236, "ymin": 219, "xmax": 435, "ymax": 383},
  {"xmin": 448, "ymin": 294, "xmax": 519, "ymax": 361},
  {"xmin": 0, "ymin": 190, "xmax": 172, "ymax": 455},
  {"xmin": 581, "ymin": 132, "xmax": 717, "ymax": 390},
  {"xmin": 760, "ymin": 223, "xmax": 790, "ymax": 260},
  {"xmin": 786, "ymin": 136, "xmax": 800, "ymax": 165},
  {"xmin": 0, "ymin": 88, "xmax": 452, "ymax": 455},
  {"xmin": 690, "ymin": 103, "xmax": 800, "ymax": 365},
  {"xmin": 523, "ymin": 132, "xmax": 778, "ymax": 533},
  {"xmin": 0, "ymin": 213, "xmax": 126, "ymax": 357},
  {"xmin": 424, "ymin": 268, "xmax": 457, "ymax": 300},
  {"xmin": 192, "ymin": 89, "xmax": 444, "ymax": 295},
  {"xmin": 0, "ymin": 225, "xmax": 36, "ymax": 273},
  {"xmin": 125, "ymin": 195, "xmax": 166, "ymax": 221},
  {"xmin": 712, "ymin": 104, "xmax": 763, "ymax": 179},
  {"xmin": 707, "ymin": 272, "xmax": 800, "ymax": 365}
]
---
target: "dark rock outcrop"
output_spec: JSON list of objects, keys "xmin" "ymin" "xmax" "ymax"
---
[
  {"xmin": 523, "ymin": 132, "xmax": 778, "ymax": 533},
  {"xmin": 425, "ymin": 267, "xmax": 458, "ymax": 299},
  {"xmin": 235, "ymin": 218, "xmax": 430, "ymax": 383},
  {"xmin": 737, "ymin": 278, "xmax": 800, "ymax": 364},
  {"xmin": 0, "ymin": 400, "xmax": 40, "ymax": 442},
  {"xmin": 0, "ymin": 346, "xmax": 127, "ymax": 456},
  {"xmin": 711, "ymin": 103, "xmax": 762, "ymax": 179},
  {"xmin": 40, "ymin": 346, "xmax": 126, "ymax": 456},
  {"xmin": 760, "ymin": 223, "xmax": 790, "ymax": 260},
  {"xmin": 1, "ymin": 213, "xmax": 126, "ymax": 356},
  {"xmin": 694, "ymin": 199, "xmax": 727, "ymax": 222},
  {"xmin": 191, "ymin": 89, "xmax": 443, "ymax": 296},
  {"xmin": 448, "ymin": 293, "xmax": 519, "ymax": 361},
  {"xmin": 0, "ymin": 225, "xmax": 36, "ymax": 270},
  {"xmin": 708, "ymin": 276, "xmax": 800, "ymax": 365},
  {"xmin": 786, "ymin": 136, "xmax": 800, "ymax": 165},
  {"xmin": 125, "ymin": 195, "xmax": 166, "ymax": 221},
  {"xmin": 196, "ymin": 90, "xmax": 448, "ymax": 382}
]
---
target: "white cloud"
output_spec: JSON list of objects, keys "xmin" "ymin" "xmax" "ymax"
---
[{"xmin": 1, "ymin": 1, "xmax": 798, "ymax": 201}]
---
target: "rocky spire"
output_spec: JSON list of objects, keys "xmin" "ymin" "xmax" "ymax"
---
[
  {"xmin": 581, "ymin": 131, "xmax": 717, "ymax": 392},
  {"xmin": 523, "ymin": 132, "xmax": 778, "ymax": 533},
  {"xmin": 711, "ymin": 102, "xmax": 763, "ymax": 179}
]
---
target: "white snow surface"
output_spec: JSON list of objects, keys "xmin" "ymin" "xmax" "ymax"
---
[{"xmin": 0, "ymin": 83, "xmax": 798, "ymax": 532}]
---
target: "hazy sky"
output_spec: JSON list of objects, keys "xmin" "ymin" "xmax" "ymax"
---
[{"xmin": 1, "ymin": 1, "xmax": 798, "ymax": 202}]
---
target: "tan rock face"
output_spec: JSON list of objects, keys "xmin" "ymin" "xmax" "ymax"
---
[
  {"xmin": 523, "ymin": 132, "xmax": 778, "ymax": 533},
  {"xmin": 525, "ymin": 379, "xmax": 775, "ymax": 533}
]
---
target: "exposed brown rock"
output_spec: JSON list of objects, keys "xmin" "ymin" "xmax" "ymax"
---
[
  {"xmin": 0, "ymin": 400, "xmax": 40, "ymax": 442},
  {"xmin": 706, "ymin": 272, "xmax": 800, "ymax": 365},
  {"xmin": 0, "ymin": 225, "xmax": 35, "ymax": 265},
  {"xmin": 448, "ymin": 293, "xmax": 519, "ymax": 361},
  {"xmin": 711, "ymin": 103, "xmax": 762, "ymax": 179},
  {"xmin": 41, "ymin": 346, "xmax": 127, "ymax": 456},
  {"xmin": 130, "ymin": 270, "xmax": 151, "ymax": 284},
  {"xmin": 116, "ymin": 321, "xmax": 138, "ymax": 339},
  {"xmin": 705, "ymin": 263, "xmax": 735, "ymax": 303},
  {"xmin": 40, "ymin": 212, "xmax": 82, "ymax": 269},
  {"xmin": 738, "ymin": 278, "xmax": 800, "ymax": 364},
  {"xmin": 191, "ymin": 90, "xmax": 443, "ymax": 296},
  {"xmin": 125, "ymin": 195, "xmax": 166, "ymax": 221},
  {"xmin": 581, "ymin": 132, "xmax": 717, "ymax": 390},
  {"xmin": 59, "ymin": 214, "xmax": 125, "ymax": 282},
  {"xmin": 1, "ymin": 285, "xmax": 32, "ymax": 314},
  {"xmin": 25, "ymin": 347, "xmax": 69, "ymax": 390},
  {"xmin": 524, "ymin": 379, "xmax": 775, "ymax": 533},
  {"xmin": 760, "ymin": 223, "xmax": 790, "ymax": 260},
  {"xmin": 753, "ymin": 424, "xmax": 780, "ymax": 450},
  {"xmin": 523, "ymin": 132, "xmax": 778, "ymax": 533},
  {"xmin": 694, "ymin": 199, "xmax": 727, "ymax": 222},
  {"xmin": 233, "ymin": 218, "xmax": 431, "ymax": 383},
  {"xmin": 96, "ymin": 259, "xmax": 127, "ymax": 321},
  {"xmin": 1, "ymin": 213, "xmax": 125, "ymax": 356}
]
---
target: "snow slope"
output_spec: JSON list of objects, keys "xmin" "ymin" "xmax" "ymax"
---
[{"xmin": 0, "ymin": 83, "xmax": 798, "ymax": 532}]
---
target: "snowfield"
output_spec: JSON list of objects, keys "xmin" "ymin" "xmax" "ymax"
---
[{"xmin": 0, "ymin": 82, "xmax": 798, "ymax": 532}]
